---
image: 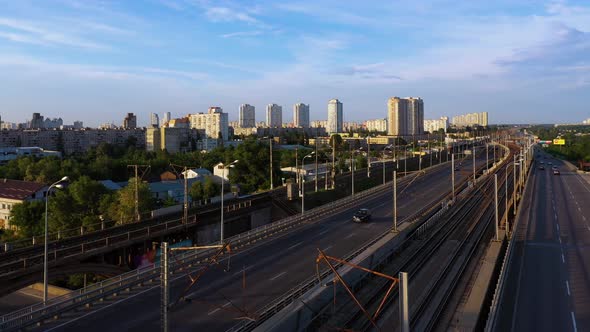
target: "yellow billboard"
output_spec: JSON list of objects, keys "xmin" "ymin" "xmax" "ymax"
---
[{"xmin": 553, "ymin": 139, "xmax": 565, "ymax": 145}]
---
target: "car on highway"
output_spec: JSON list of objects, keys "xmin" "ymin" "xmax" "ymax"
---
[
  {"xmin": 553, "ymin": 169, "xmax": 560, "ymax": 175},
  {"xmin": 352, "ymin": 208, "xmax": 371, "ymax": 223},
  {"xmin": 539, "ymin": 165, "xmax": 545, "ymax": 170}
]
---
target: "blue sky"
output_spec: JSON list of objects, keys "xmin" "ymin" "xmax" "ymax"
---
[{"xmin": 0, "ymin": 0, "xmax": 589, "ymax": 126}]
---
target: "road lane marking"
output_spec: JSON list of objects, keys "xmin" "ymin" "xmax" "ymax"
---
[
  {"xmin": 208, "ymin": 308, "xmax": 221, "ymax": 315},
  {"xmin": 566, "ymin": 281, "xmax": 571, "ymax": 296},
  {"xmin": 556, "ymin": 223, "xmax": 560, "ymax": 231},
  {"xmin": 233, "ymin": 265, "xmax": 252, "ymax": 276},
  {"xmin": 555, "ymin": 213, "xmax": 558, "ymax": 220},
  {"xmin": 571, "ymin": 312, "xmax": 578, "ymax": 332},
  {"xmin": 558, "ymin": 236, "xmax": 562, "ymax": 244},
  {"xmin": 344, "ymin": 233, "xmax": 356, "ymax": 239},
  {"xmin": 223, "ymin": 302, "xmax": 231, "ymax": 307},
  {"xmin": 287, "ymin": 242, "xmax": 302, "ymax": 250},
  {"xmin": 318, "ymin": 229, "xmax": 329, "ymax": 236},
  {"xmin": 562, "ymin": 253, "xmax": 565, "ymax": 263},
  {"xmin": 270, "ymin": 271, "xmax": 286, "ymax": 281},
  {"xmin": 322, "ymin": 245, "xmax": 333, "ymax": 251}
]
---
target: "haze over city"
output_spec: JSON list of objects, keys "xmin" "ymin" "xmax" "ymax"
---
[{"xmin": 1, "ymin": 0, "xmax": 589, "ymax": 126}]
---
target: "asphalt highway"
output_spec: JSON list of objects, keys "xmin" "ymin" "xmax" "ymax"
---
[
  {"xmin": 39, "ymin": 153, "xmax": 490, "ymax": 332},
  {"xmin": 497, "ymin": 150, "xmax": 590, "ymax": 331}
]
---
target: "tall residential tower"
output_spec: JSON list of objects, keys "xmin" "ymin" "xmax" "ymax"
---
[
  {"xmin": 387, "ymin": 97, "xmax": 424, "ymax": 136},
  {"xmin": 239, "ymin": 104, "xmax": 256, "ymax": 128},
  {"xmin": 327, "ymin": 99, "xmax": 343, "ymax": 134},
  {"xmin": 266, "ymin": 104, "xmax": 282, "ymax": 128},
  {"xmin": 293, "ymin": 103, "xmax": 310, "ymax": 128}
]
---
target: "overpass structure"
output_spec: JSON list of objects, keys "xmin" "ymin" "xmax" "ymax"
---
[{"xmin": 0, "ymin": 143, "xmax": 497, "ymax": 331}]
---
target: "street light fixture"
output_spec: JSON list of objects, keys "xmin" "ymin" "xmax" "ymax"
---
[
  {"xmin": 44, "ymin": 176, "xmax": 69, "ymax": 304},
  {"xmin": 301, "ymin": 152, "xmax": 315, "ymax": 214},
  {"xmin": 382, "ymin": 144, "xmax": 393, "ymax": 184},
  {"xmin": 219, "ymin": 160, "xmax": 238, "ymax": 245}
]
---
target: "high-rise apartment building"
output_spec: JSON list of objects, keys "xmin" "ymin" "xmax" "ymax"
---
[
  {"xmin": 387, "ymin": 97, "xmax": 424, "ymax": 136},
  {"xmin": 365, "ymin": 118, "xmax": 388, "ymax": 132},
  {"xmin": 29, "ymin": 113, "xmax": 44, "ymax": 129},
  {"xmin": 239, "ymin": 104, "xmax": 256, "ymax": 128},
  {"xmin": 123, "ymin": 113, "xmax": 137, "ymax": 129},
  {"xmin": 451, "ymin": 112, "xmax": 488, "ymax": 127},
  {"xmin": 327, "ymin": 99, "xmax": 343, "ymax": 134},
  {"xmin": 162, "ymin": 112, "xmax": 171, "ymax": 126},
  {"xmin": 424, "ymin": 116, "xmax": 449, "ymax": 133},
  {"xmin": 293, "ymin": 103, "xmax": 310, "ymax": 128},
  {"xmin": 150, "ymin": 113, "xmax": 159, "ymax": 128},
  {"xmin": 266, "ymin": 104, "xmax": 282, "ymax": 128},
  {"xmin": 190, "ymin": 107, "xmax": 229, "ymax": 140}
]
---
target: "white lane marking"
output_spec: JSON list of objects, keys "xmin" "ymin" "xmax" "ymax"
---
[
  {"xmin": 578, "ymin": 207, "xmax": 581, "ymax": 212},
  {"xmin": 562, "ymin": 253, "xmax": 566, "ymax": 263},
  {"xmin": 322, "ymin": 245, "xmax": 333, "ymax": 251},
  {"xmin": 208, "ymin": 308, "xmax": 221, "ymax": 315},
  {"xmin": 270, "ymin": 271, "xmax": 286, "ymax": 281},
  {"xmin": 571, "ymin": 311, "xmax": 578, "ymax": 332},
  {"xmin": 233, "ymin": 265, "xmax": 252, "ymax": 276},
  {"xmin": 318, "ymin": 229, "xmax": 329, "ymax": 236},
  {"xmin": 223, "ymin": 302, "xmax": 231, "ymax": 307},
  {"xmin": 287, "ymin": 242, "xmax": 302, "ymax": 250},
  {"xmin": 566, "ymin": 281, "xmax": 571, "ymax": 296},
  {"xmin": 558, "ymin": 236, "xmax": 562, "ymax": 244},
  {"xmin": 555, "ymin": 213, "xmax": 558, "ymax": 220},
  {"xmin": 344, "ymin": 233, "xmax": 356, "ymax": 239},
  {"xmin": 557, "ymin": 223, "xmax": 560, "ymax": 231}
]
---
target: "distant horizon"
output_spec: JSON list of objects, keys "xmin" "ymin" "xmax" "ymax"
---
[{"xmin": 1, "ymin": 1, "xmax": 589, "ymax": 126}]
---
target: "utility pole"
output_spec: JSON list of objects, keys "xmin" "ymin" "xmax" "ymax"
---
[
  {"xmin": 486, "ymin": 144, "xmax": 489, "ymax": 173},
  {"xmin": 393, "ymin": 170, "xmax": 397, "ymax": 233},
  {"xmin": 161, "ymin": 242, "xmax": 169, "ymax": 332},
  {"xmin": 495, "ymin": 174, "xmax": 499, "ymax": 241},
  {"xmin": 399, "ymin": 272, "xmax": 409, "ymax": 332},
  {"xmin": 183, "ymin": 166, "xmax": 188, "ymax": 223},
  {"xmin": 367, "ymin": 136, "xmax": 371, "ymax": 178},
  {"xmin": 127, "ymin": 164, "xmax": 150, "ymax": 222},
  {"xmin": 473, "ymin": 146, "xmax": 476, "ymax": 183},
  {"xmin": 513, "ymin": 155, "xmax": 517, "ymax": 216},
  {"xmin": 295, "ymin": 147, "xmax": 298, "ymax": 185},
  {"xmin": 331, "ymin": 137, "xmax": 336, "ymax": 190},
  {"xmin": 452, "ymin": 154, "xmax": 455, "ymax": 201},
  {"xmin": 351, "ymin": 145, "xmax": 355, "ymax": 196},
  {"xmin": 315, "ymin": 139, "xmax": 319, "ymax": 192},
  {"xmin": 269, "ymin": 137, "xmax": 273, "ymax": 190}
]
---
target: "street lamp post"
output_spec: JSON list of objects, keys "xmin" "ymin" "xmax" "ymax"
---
[
  {"xmin": 220, "ymin": 160, "xmax": 238, "ymax": 245},
  {"xmin": 44, "ymin": 176, "xmax": 69, "ymax": 304},
  {"xmin": 382, "ymin": 145, "xmax": 393, "ymax": 184},
  {"xmin": 393, "ymin": 170, "xmax": 398, "ymax": 233},
  {"xmin": 301, "ymin": 152, "xmax": 314, "ymax": 214}
]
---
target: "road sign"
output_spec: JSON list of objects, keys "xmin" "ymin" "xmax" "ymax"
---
[{"xmin": 553, "ymin": 139, "xmax": 565, "ymax": 145}]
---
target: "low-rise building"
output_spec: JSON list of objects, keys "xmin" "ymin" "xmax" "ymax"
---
[{"xmin": 0, "ymin": 179, "xmax": 48, "ymax": 229}]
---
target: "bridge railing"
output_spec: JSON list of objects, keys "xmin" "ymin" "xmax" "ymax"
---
[
  {"xmin": 0, "ymin": 160, "xmax": 454, "ymax": 331},
  {"xmin": 0, "ymin": 171, "xmax": 410, "ymax": 330}
]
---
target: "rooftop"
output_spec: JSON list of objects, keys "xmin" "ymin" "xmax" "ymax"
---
[{"xmin": 0, "ymin": 179, "xmax": 46, "ymax": 200}]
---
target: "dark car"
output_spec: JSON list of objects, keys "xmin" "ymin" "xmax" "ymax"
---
[
  {"xmin": 353, "ymin": 208, "xmax": 371, "ymax": 223},
  {"xmin": 539, "ymin": 165, "xmax": 545, "ymax": 170}
]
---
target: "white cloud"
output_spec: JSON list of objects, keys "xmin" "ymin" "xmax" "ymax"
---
[
  {"xmin": 0, "ymin": 17, "xmax": 111, "ymax": 50},
  {"xmin": 220, "ymin": 30, "xmax": 263, "ymax": 38}
]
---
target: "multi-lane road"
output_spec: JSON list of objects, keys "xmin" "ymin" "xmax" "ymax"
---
[
  {"xmin": 36, "ymin": 153, "xmax": 489, "ymax": 332},
  {"xmin": 496, "ymin": 149, "xmax": 590, "ymax": 331}
]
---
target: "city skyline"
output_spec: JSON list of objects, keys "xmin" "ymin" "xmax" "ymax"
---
[{"xmin": 0, "ymin": 1, "xmax": 589, "ymax": 126}]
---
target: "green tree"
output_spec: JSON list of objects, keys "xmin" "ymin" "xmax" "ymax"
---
[
  {"xmin": 190, "ymin": 181, "xmax": 204, "ymax": 202},
  {"xmin": 9, "ymin": 201, "xmax": 45, "ymax": 238},
  {"xmin": 203, "ymin": 176, "xmax": 220, "ymax": 200},
  {"xmin": 106, "ymin": 177, "xmax": 153, "ymax": 224}
]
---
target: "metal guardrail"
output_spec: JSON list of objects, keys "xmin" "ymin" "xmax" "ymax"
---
[
  {"xmin": 226, "ymin": 171, "xmax": 479, "ymax": 332},
  {"xmin": 1, "ymin": 193, "xmax": 267, "ymax": 252},
  {"xmin": 0, "ymin": 168, "xmax": 426, "ymax": 331},
  {"xmin": 0, "ymin": 199, "xmax": 260, "ymax": 277}
]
